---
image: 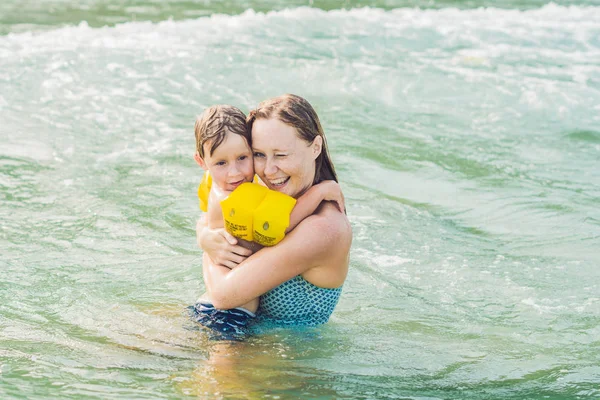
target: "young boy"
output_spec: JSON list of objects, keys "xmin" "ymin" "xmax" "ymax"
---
[{"xmin": 190, "ymin": 104, "xmax": 343, "ymax": 340}]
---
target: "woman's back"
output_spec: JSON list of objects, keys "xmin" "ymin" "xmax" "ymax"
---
[{"xmin": 258, "ymin": 275, "xmax": 343, "ymax": 326}]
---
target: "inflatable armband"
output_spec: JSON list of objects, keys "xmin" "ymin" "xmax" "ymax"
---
[
  {"xmin": 197, "ymin": 171, "xmax": 212, "ymax": 212},
  {"xmin": 220, "ymin": 182, "xmax": 296, "ymax": 246},
  {"xmin": 198, "ymin": 172, "xmax": 260, "ymax": 212},
  {"xmin": 220, "ymin": 183, "xmax": 268, "ymax": 241},
  {"xmin": 253, "ymin": 190, "xmax": 297, "ymax": 246}
]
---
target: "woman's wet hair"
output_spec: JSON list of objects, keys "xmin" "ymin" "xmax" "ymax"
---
[
  {"xmin": 194, "ymin": 105, "xmax": 250, "ymax": 158},
  {"xmin": 247, "ymin": 94, "xmax": 338, "ymax": 184}
]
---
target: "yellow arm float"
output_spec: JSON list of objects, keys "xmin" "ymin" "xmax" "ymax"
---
[
  {"xmin": 253, "ymin": 190, "xmax": 297, "ymax": 246},
  {"xmin": 197, "ymin": 171, "xmax": 212, "ymax": 212},
  {"xmin": 219, "ymin": 183, "xmax": 268, "ymax": 242},
  {"xmin": 220, "ymin": 182, "xmax": 297, "ymax": 246}
]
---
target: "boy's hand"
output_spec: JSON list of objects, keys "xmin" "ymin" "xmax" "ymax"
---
[
  {"xmin": 318, "ymin": 181, "xmax": 345, "ymax": 213},
  {"xmin": 196, "ymin": 219, "xmax": 252, "ymax": 269}
]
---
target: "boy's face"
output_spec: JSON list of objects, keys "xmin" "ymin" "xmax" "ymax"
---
[{"xmin": 199, "ymin": 132, "xmax": 254, "ymax": 192}]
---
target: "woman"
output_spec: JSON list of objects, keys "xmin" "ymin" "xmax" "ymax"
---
[{"xmin": 197, "ymin": 94, "xmax": 352, "ymax": 326}]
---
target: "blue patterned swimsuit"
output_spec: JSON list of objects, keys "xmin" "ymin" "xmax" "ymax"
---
[{"xmin": 257, "ymin": 275, "xmax": 343, "ymax": 326}]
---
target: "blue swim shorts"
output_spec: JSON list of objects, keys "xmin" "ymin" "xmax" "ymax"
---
[{"xmin": 188, "ymin": 302, "xmax": 256, "ymax": 341}]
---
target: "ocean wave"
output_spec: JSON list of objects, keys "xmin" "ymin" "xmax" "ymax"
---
[{"xmin": 1, "ymin": 3, "xmax": 599, "ymax": 42}]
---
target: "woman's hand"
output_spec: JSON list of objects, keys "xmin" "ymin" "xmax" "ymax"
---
[
  {"xmin": 317, "ymin": 180, "xmax": 345, "ymax": 213},
  {"xmin": 196, "ymin": 218, "xmax": 252, "ymax": 269}
]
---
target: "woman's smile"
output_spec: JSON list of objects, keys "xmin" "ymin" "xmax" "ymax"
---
[
  {"xmin": 252, "ymin": 118, "xmax": 317, "ymax": 198},
  {"xmin": 268, "ymin": 176, "xmax": 290, "ymax": 188}
]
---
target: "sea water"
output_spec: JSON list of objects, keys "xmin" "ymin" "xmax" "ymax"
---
[{"xmin": 1, "ymin": 1, "xmax": 599, "ymax": 398}]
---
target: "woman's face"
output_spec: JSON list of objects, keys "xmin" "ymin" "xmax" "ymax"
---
[{"xmin": 251, "ymin": 117, "xmax": 321, "ymax": 198}]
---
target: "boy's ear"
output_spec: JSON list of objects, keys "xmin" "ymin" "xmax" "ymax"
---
[
  {"xmin": 312, "ymin": 136, "xmax": 323, "ymax": 159},
  {"xmin": 194, "ymin": 152, "xmax": 207, "ymax": 169}
]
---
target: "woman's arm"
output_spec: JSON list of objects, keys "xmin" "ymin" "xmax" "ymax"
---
[
  {"xmin": 205, "ymin": 206, "xmax": 351, "ymax": 309},
  {"xmin": 197, "ymin": 181, "xmax": 343, "ymax": 266},
  {"xmin": 287, "ymin": 180, "xmax": 345, "ymax": 233}
]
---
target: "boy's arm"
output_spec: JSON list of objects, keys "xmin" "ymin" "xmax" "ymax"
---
[
  {"xmin": 196, "ymin": 190, "xmax": 253, "ymax": 268},
  {"xmin": 287, "ymin": 180, "xmax": 345, "ymax": 233},
  {"xmin": 205, "ymin": 188, "xmax": 225, "ymax": 230}
]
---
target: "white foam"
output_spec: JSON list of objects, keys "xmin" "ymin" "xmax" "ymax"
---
[{"xmin": 1, "ymin": 4, "xmax": 599, "ymax": 46}]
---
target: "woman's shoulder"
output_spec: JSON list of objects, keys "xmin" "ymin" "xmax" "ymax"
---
[
  {"xmin": 299, "ymin": 202, "xmax": 351, "ymax": 287},
  {"xmin": 279, "ymin": 202, "xmax": 351, "ymax": 259},
  {"xmin": 304, "ymin": 202, "xmax": 352, "ymax": 243}
]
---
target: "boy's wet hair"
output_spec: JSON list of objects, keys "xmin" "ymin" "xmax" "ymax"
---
[{"xmin": 194, "ymin": 105, "xmax": 250, "ymax": 158}]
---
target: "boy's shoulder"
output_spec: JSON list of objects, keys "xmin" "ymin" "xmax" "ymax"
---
[
  {"xmin": 208, "ymin": 185, "xmax": 231, "ymax": 205},
  {"xmin": 205, "ymin": 185, "xmax": 229, "ymax": 229}
]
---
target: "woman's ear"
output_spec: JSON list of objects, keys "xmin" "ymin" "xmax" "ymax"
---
[
  {"xmin": 194, "ymin": 152, "xmax": 207, "ymax": 169},
  {"xmin": 312, "ymin": 136, "xmax": 323, "ymax": 159}
]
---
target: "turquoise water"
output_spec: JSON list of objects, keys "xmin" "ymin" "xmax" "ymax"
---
[{"xmin": 1, "ymin": 1, "xmax": 599, "ymax": 398}]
